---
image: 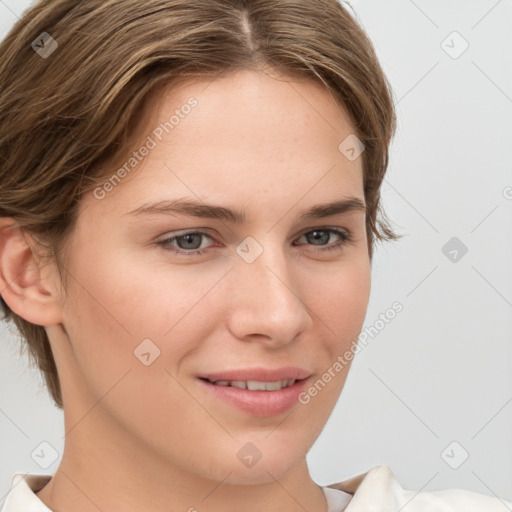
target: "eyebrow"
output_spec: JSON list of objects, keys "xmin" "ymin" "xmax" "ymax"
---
[{"xmin": 126, "ymin": 196, "xmax": 366, "ymax": 223}]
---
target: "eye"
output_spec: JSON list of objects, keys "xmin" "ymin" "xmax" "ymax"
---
[
  {"xmin": 293, "ymin": 228, "xmax": 352, "ymax": 252},
  {"xmin": 156, "ymin": 227, "xmax": 353, "ymax": 256},
  {"xmin": 157, "ymin": 231, "xmax": 214, "ymax": 256}
]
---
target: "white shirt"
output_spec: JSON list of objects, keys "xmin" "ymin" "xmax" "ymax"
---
[{"xmin": 2, "ymin": 465, "xmax": 511, "ymax": 512}]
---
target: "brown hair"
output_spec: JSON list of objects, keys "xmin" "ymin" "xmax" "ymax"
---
[{"xmin": 0, "ymin": 0, "xmax": 400, "ymax": 409}]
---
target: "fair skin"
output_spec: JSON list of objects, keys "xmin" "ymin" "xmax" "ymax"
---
[{"xmin": 0, "ymin": 68, "xmax": 370, "ymax": 512}]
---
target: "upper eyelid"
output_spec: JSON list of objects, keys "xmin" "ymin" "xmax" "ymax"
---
[
  {"xmin": 158, "ymin": 226, "xmax": 350, "ymax": 245},
  {"xmin": 160, "ymin": 225, "xmax": 349, "ymax": 237}
]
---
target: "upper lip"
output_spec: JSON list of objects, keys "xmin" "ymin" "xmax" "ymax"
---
[{"xmin": 199, "ymin": 367, "xmax": 311, "ymax": 382}]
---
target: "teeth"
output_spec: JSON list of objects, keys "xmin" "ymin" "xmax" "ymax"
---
[{"xmin": 211, "ymin": 379, "xmax": 296, "ymax": 390}]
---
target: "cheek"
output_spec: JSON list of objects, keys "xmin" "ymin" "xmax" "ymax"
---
[
  {"xmin": 293, "ymin": 259, "xmax": 370, "ymax": 407},
  {"xmin": 311, "ymin": 258, "xmax": 371, "ymax": 348},
  {"xmin": 59, "ymin": 245, "xmax": 219, "ymax": 387}
]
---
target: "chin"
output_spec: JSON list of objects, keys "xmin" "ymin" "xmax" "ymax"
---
[
  {"xmin": 183, "ymin": 433, "xmax": 304, "ymax": 486},
  {"xmin": 220, "ymin": 438, "xmax": 307, "ymax": 486}
]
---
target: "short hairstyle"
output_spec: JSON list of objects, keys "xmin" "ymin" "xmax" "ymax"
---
[{"xmin": 0, "ymin": 0, "xmax": 400, "ymax": 409}]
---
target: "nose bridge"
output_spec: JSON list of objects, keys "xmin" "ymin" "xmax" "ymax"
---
[{"xmin": 227, "ymin": 234, "xmax": 311, "ymax": 343}]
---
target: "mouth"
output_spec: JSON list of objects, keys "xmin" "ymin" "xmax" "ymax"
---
[
  {"xmin": 196, "ymin": 368, "xmax": 312, "ymax": 417},
  {"xmin": 199, "ymin": 377, "xmax": 300, "ymax": 391},
  {"xmin": 198, "ymin": 366, "xmax": 311, "ymax": 384}
]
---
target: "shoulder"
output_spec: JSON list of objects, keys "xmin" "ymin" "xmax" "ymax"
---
[{"xmin": 326, "ymin": 465, "xmax": 512, "ymax": 511}]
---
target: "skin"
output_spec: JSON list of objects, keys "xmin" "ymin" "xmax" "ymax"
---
[{"xmin": 0, "ymin": 67, "xmax": 371, "ymax": 512}]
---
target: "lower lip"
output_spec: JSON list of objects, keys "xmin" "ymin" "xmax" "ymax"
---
[{"xmin": 198, "ymin": 378, "xmax": 309, "ymax": 417}]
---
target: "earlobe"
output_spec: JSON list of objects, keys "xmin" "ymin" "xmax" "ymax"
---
[{"xmin": 0, "ymin": 218, "xmax": 64, "ymax": 326}]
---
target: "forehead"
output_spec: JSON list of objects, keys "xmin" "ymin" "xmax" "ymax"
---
[
  {"xmin": 84, "ymin": 68, "xmax": 365, "ymax": 219},
  {"xmin": 146, "ymin": 68, "xmax": 358, "ymax": 148}
]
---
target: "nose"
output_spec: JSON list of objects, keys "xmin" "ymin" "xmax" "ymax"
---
[{"xmin": 225, "ymin": 239, "xmax": 313, "ymax": 347}]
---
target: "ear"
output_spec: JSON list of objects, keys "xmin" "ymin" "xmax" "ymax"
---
[{"xmin": 0, "ymin": 218, "xmax": 64, "ymax": 326}]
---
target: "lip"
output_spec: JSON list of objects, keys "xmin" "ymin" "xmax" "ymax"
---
[
  {"xmin": 197, "ymin": 367, "xmax": 312, "ymax": 417},
  {"xmin": 198, "ymin": 366, "xmax": 311, "ymax": 382}
]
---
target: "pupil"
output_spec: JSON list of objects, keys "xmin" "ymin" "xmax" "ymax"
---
[
  {"xmin": 310, "ymin": 231, "xmax": 328, "ymax": 244},
  {"xmin": 181, "ymin": 233, "xmax": 200, "ymax": 249}
]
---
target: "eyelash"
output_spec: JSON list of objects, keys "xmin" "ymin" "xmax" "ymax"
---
[{"xmin": 156, "ymin": 228, "xmax": 353, "ymax": 256}]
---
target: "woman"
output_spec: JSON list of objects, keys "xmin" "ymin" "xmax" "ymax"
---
[{"xmin": 0, "ymin": 1, "xmax": 510, "ymax": 511}]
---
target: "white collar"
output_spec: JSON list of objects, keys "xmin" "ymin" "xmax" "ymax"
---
[
  {"xmin": 2, "ymin": 473, "xmax": 52, "ymax": 511},
  {"xmin": 325, "ymin": 465, "xmax": 512, "ymax": 511}
]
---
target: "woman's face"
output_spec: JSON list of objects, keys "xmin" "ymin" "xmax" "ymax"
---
[{"xmin": 49, "ymin": 68, "xmax": 371, "ymax": 484}]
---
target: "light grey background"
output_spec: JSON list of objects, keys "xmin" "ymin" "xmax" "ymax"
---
[{"xmin": 1, "ymin": 0, "xmax": 511, "ymax": 506}]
